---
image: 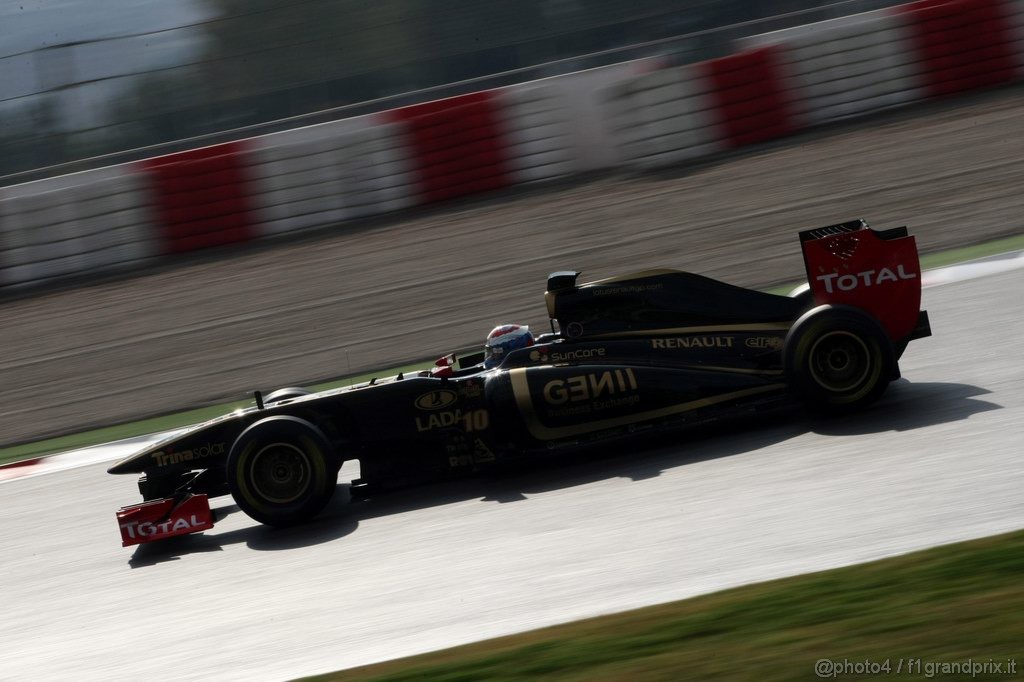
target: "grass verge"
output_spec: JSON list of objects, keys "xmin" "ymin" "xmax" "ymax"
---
[
  {"xmin": 305, "ymin": 530, "xmax": 1024, "ymax": 681},
  {"xmin": 4, "ymin": 232, "xmax": 1023, "ymax": 467},
  {"xmin": 0, "ymin": 361, "xmax": 429, "ymax": 465}
]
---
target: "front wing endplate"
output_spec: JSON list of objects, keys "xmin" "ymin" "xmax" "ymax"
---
[{"xmin": 116, "ymin": 494, "xmax": 214, "ymax": 547}]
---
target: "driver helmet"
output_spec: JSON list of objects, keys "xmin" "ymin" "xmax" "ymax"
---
[{"xmin": 484, "ymin": 324, "xmax": 534, "ymax": 369}]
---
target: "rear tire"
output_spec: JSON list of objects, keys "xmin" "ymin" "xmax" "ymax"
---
[
  {"xmin": 784, "ymin": 305, "xmax": 894, "ymax": 414},
  {"xmin": 226, "ymin": 416, "xmax": 338, "ymax": 526}
]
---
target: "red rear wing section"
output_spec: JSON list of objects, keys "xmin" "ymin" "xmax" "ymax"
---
[{"xmin": 800, "ymin": 220, "xmax": 925, "ymax": 341}]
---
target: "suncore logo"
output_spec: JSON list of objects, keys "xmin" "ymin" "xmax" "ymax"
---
[{"xmin": 530, "ymin": 347, "xmax": 607, "ymax": 363}]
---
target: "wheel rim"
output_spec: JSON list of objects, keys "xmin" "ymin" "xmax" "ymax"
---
[
  {"xmin": 249, "ymin": 443, "xmax": 312, "ymax": 504},
  {"xmin": 808, "ymin": 331, "xmax": 872, "ymax": 393}
]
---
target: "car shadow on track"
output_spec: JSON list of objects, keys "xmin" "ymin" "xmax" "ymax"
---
[
  {"xmin": 804, "ymin": 380, "xmax": 1000, "ymax": 435},
  {"xmin": 127, "ymin": 380, "xmax": 998, "ymax": 566}
]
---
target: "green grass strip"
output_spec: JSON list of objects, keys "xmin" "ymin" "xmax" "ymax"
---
[
  {"xmin": 917, "ymin": 233, "xmax": 1024, "ymax": 270},
  {"xmin": 4, "ymin": 232, "xmax": 1023, "ymax": 467},
  {"xmin": 0, "ymin": 361, "xmax": 430, "ymax": 465},
  {"xmin": 304, "ymin": 530, "xmax": 1024, "ymax": 681}
]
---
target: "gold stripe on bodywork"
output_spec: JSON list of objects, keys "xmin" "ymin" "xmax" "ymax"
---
[
  {"xmin": 586, "ymin": 323, "xmax": 792, "ymax": 339},
  {"xmin": 678, "ymin": 365, "xmax": 784, "ymax": 376},
  {"xmin": 584, "ymin": 269, "xmax": 681, "ymax": 285},
  {"xmin": 508, "ymin": 367, "xmax": 785, "ymax": 441}
]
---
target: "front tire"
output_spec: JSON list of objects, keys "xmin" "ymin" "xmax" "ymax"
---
[
  {"xmin": 226, "ymin": 416, "xmax": 338, "ymax": 526},
  {"xmin": 784, "ymin": 305, "xmax": 895, "ymax": 414}
]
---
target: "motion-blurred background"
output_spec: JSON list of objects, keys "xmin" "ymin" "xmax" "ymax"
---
[
  {"xmin": 2, "ymin": 2, "xmax": 1024, "ymax": 679},
  {"xmin": 1, "ymin": 0, "xmax": 903, "ymax": 181},
  {"xmin": 1, "ymin": 0, "xmax": 1022, "ymax": 446}
]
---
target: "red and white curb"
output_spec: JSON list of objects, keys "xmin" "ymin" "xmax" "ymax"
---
[
  {"xmin": 0, "ymin": 429, "xmax": 184, "ymax": 483},
  {"xmin": 2, "ymin": 249, "xmax": 1022, "ymax": 484}
]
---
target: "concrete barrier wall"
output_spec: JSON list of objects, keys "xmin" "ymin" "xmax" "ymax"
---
[{"xmin": 1, "ymin": 1, "xmax": 1021, "ymax": 291}]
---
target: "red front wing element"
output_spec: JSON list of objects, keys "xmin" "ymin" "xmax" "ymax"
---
[
  {"xmin": 116, "ymin": 494, "xmax": 214, "ymax": 547},
  {"xmin": 801, "ymin": 223, "xmax": 922, "ymax": 341}
]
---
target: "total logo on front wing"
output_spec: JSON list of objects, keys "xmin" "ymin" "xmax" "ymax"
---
[{"xmin": 120, "ymin": 515, "xmax": 207, "ymax": 541}]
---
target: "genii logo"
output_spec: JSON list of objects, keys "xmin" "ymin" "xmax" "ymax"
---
[{"xmin": 415, "ymin": 389, "xmax": 458, "ymax": 411}]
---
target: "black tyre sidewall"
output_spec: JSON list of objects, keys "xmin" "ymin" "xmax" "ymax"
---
[
  {"xmin": 784, "ymin": 305, "xmax": 895, "ymax": 414},
  {"xmin": 227, "ymin": 416, "xmax": 337, "ymax": 526}
]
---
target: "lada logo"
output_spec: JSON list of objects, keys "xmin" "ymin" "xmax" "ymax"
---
[
  {"xmin": 815, "ymin": 265, "xmax": 917, "ymax": 293},
  {"xmin": 416, "ymin": 409, "xmax": 489, "ymax": 432},
  {"xmin": 415, "ymin": 389, "xmax": 458, "ymax": 411}
]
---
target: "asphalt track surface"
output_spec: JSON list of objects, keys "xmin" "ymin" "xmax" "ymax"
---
[
  {"xmin": 2, "ymin": 266, "xmax": 1022, "ymax": 681},
  {"xmin": 2, "ymin": 88, "xmax": 1024, "ymax": 445}
]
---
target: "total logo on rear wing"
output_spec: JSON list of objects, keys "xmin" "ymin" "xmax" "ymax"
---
[{"xmin": 800, "ymin": 220, "xmax": 924, "ymax": 342}]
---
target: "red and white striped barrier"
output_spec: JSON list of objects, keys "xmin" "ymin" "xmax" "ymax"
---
[
  {"xmin": 245, "ymin": 125, "xmax": 353, "ymax": 238},
  {"xmin": 136, "ymin": 142, "xmax": 258, "ymax": 254},
  {"xmin": 0, "ymin": 3, "xmax": 1022, "ymax": 291},
  {"xmin": 607, "ymin": 46, "xmax": 797, "ymax": 168},
  {"xmin": 497, "ymin": 86, "xmax": 574, "ymax": 183},
  {"xmin": 701, "ymin": 45, "xmax": 796, "ymax": 148},
  {"xmin": 611, "ymin": 0, "xmax": 1022, "ymax": 169},
  {"xmin": 513, "ymin": 61, "xmax": 657, "ymax": 172},
  {"xmin": 0, "ymin": 167, "xmax": 155, "ymax": 288},
  {"xmin": 605, "ymin": 66, "xmax": 723, "ymax": 169},
  {"xmin": 343, "ymin": 122, "xmax": 419, "ymax": 218},
  {"xmin": 379, "ymin": 85, "xmax": 574, "ymax": 204},
  {"xmin": 742, "ymin": 9, "xmax": 922, "ymax": 126},
  {"xmin": 245, "ymin": 117, "xmax": 418, "ymax": 234},
  {"xmin": 383, "ymin": 92, "xmax": 513, "ymax": 204},
  {"xmin": 897, "ymin": 0, "xmax": 1019, "ymax": 98}
]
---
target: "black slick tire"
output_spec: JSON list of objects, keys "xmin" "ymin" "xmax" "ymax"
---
[
  {"xmin": 226, "ymin": 416, "xmax": 338, "ymax": 526},
  {"xmin": 784, "ymin": 304, "xmax": 895, "ymax": 415}
]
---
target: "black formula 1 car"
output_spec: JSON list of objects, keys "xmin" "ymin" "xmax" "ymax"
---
[{"xmin": 110, "ymin": 219, "xmax": 931, "ymax": 546}]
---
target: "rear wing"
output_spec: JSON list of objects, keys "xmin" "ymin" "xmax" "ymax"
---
[{"xmin": 800, "ymin": 219, "xmax": 929, "ymax": 342}]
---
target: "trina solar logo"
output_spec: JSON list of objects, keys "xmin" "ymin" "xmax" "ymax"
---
[
  {"xmin": 151, "ymin": 443, "xmax": 224, "ymax": 467},
  {"xmin": 815, "ymin": 265, "xmax": 917, "ymax": 293},
  {"xmin": 530, "ymin": 347, "xmax": 606, "ymax": 363}
]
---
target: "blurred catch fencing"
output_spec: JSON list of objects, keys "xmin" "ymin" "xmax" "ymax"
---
[{"xmin": 1, "ymin": 0, "xmax": 1022, "ymax": 291}]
